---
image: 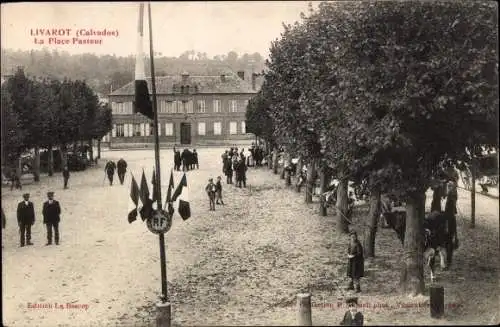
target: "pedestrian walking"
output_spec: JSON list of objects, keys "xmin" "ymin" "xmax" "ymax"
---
[
  {"xmin": 104, "ymin": 160, "xmax": 117, "ymax": 186},
  {"xmin": 174, "ymin": 148, "xmax": 181, "ymax": 171},
  {"xmin": 215, "ymin": 176, "xmax": 225, "ymax": 205},
  {"xmin": 43, "ymin": 191, "xmax": 61, "ymax": 246},
  {"xmin": 117, "ymin": 158, "xmax": 128, "ymax": 185},
  {"xmin": 205, "ymin": 178, "xmax": 217, "ymax": 211},
  {"xmin": 340, "ymin": 297, "xmax": 364, "ymax": 326},
  {"xmin": 17, "ymin": 193, "xmax": 35, "ymax": 247},
  {"xmin": 193, "ymin": 149, "xmax": 199, "ymax": 169},
  {"xmin": 346, "ymin": 231, "xmax": 364, "ymax": 293},
  {"xmin": 62, "ymin": 165, "xmax": 70, "ymax": 189}
]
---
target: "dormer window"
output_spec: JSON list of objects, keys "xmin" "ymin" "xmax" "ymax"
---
[
  {"xmin": 185, "ymin": 85, "xmax": 190, "ymax": 94},
  {"xmin": 181, "ymin": 85, "xmax": 185, "ymax": 93}
]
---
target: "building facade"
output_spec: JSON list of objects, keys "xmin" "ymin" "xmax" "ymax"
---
[{"xmin": 106, "ymin": 71, "xmax": 257, "ymax": 148}]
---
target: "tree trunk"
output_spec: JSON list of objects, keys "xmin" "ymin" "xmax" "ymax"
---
[
  {"xmin": 400, "ymin": 191, "xmax": 425, "ymax": 296},
  {"xmin": 336, "ymin": 177, "xmax": 349, "ymax": 233},
  {"xmin": 48, "ymin": 145, "xmax": 54, "ymax": 176},
  {"xmin": 272, "ymin": 149, "xmax": 279, "ymax": 174},
  {"xmin": 470, "ymin": 158, "xmax": 476, "ymax": 228},
  {"xmin": 319, "ymin": 165, "xmax": 330, "ymax": 216},
  {"xmin": 305, "ymin": 159, "xmax": 317, "ymax": 204},
  {"xmin": 363, "ymin": 189, "xmax": 381, "ymax": 258},
  {"xmin": 97, "ymin": 139, "xmax": 101, "ymax": 159},
  {"xmin": 33, "ymin": 145, "xmax": 41, "ymax": 182},
  {"xmin": 88, "ymin": 139, "xmax": 94, "ymax": 162}
]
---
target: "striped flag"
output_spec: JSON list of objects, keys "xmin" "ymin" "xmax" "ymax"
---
[
  {"xmin": 128, "ymin": 173, "xmax": 140, "ymax": 223},
  {"xmin": 133, "ymin": 2, "xmax": 153, "ymax": 119},
  {"xmin": 139, "ymin": 169, "xmax": 153, "ymax": 221},
  {"xmin": 172, "ymin": 173, "xmax": 191, "ymax": 221},
  {"xmin": 164, "ymin": 169, "xmax": 175, "ymax": 216},
  {"xmin": 151, "ymin": 168, "xmax": 159, "ymax": 210}
]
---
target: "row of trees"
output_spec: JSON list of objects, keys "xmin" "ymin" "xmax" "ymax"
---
[
  {"xmin": 1, "ymin": 67, "xmax": 112, "ymax": 180},
  {"xmin": 246, "ymin": 1, "xmax": 498, "ymax": 295},
  {"xmin": 1, "ymin": 49, "xmax": 266, "ymax": 95}
]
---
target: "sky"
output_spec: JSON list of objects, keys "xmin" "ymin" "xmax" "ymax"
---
[{"xmin": 1, "ymin": 1, "xmax": 318, "ymax": 59}]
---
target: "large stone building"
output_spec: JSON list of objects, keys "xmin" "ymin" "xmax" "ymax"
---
[{"xmin": 106, "ymin": 71, "xmax": 259, "ymax": 148}]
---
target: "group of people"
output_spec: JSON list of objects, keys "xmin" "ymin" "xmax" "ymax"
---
[
  {"xmin": 104, "ymin": 158, "xmax": 128, "ymax": 186},
  {"xmin": 221, "ymin": 147, "xmax": 249, "ymax": 187},
  {"xmin": 6, "ymin": 191, "xmax": 62, "ymax": 247},
  {"xmin": 173, "ymin": 148, "xmax": 199, "ymax": 172}
]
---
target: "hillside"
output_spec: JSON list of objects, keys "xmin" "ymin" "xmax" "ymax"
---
[{"xmin": 1, "ymin": 48, "xmax": 266, "ymax": 95}]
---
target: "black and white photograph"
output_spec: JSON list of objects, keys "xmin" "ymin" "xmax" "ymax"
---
[{"xmin": 1, "ymin": 1, "xmax": 498, "ymax": 326}]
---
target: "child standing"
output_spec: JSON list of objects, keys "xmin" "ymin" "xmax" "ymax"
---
[
  {"xmin": 215, "ymin": 176, "xmax": 225, "ymax": 205},
  {"xmin": 205, "ymin": 178, "xmax": 217, "ymax": 211},
  {"xmin": 347, "ymin": 231, "xmax": 364, "ymax": 293}
]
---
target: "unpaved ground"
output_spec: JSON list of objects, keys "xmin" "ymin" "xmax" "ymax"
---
[{"xmin": 2, "ymin": 148, "xmax": 498, "ymax": 326}]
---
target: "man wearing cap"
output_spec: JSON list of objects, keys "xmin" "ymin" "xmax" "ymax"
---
[
  {"xmin": 17, "ymin": 193, "xmax": 35, "ymax": 247},
  {"xmin": 340, "ymin": 297, "xmax": 364, "ymax": 326},
  {"xmin": 104, "ymin": 160, "xmax": 117, "ymax": 186},
  {"xmin": 347, "ymin": 230, "xmax": 364, "ymax": 293},
  {"xmin": 42, "ymin": 192, "xmax": 61, "ymax": 245}
]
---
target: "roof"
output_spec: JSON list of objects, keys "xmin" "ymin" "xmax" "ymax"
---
[{"xmin": 109, "ymin": 72, "xmax": 256, "ymax": 96}]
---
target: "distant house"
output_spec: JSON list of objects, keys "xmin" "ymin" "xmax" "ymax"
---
[{"xmin": 105, "ymin": 71, "xmax": 260, "ymax": 147}]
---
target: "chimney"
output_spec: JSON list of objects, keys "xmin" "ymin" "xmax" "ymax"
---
[
  {"xmin": 251, "ymin": 72, "xmax": 258, "ymax": 91},
  {"xmin": 220, "ymin": 74, "xmax": 226, "ymax": 82},
  {"xmin": 181, "ymin": 72, "xmax": 189, "ymax": 83},
  {"xmin": 237, "ymin": 71, "xmax": 245, "ymax": 80}
]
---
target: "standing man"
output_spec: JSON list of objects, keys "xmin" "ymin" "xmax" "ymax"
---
[
  {"xmin": 62, "ymin": 165, "xmax": 70, "ymax": 189},
  {"xmin": 117, "ymin": 158, "xmax": 128, "ymax": 185},
  {"xmin": 43, "ymin": 191, "xmax": 61, "ymax": 246},
  {"xmin": 174, "ymin": 148, "xmax": 182, "ymax": 171},
  {"xmin": 17, "ymin": 193, "xmax": 35, "ymax": 247},
  {"xmin": 104, "ymin": 160, "xmax": 117, "ymax": 186},
  {"xmin": 346, "ymin": 231, "xmax": 364, "ymax": 293}
]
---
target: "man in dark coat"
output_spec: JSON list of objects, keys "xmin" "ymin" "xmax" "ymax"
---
[
  {"xmin": 340, "ymin": 297, "xmax": 364, "ymax": 326},
  {"xmin": 192, "ymin": 149, "xmax": 199, "ymax": 169},
  {"xmin": 62, "ymin": 165, "xmax": 70, "ymax": 189},
  {"xmin": 347, "ymin": 231, "xmax": 364, "ymax": 293},
  {"xmin": 17, "ymin": 193, "xmax": 35, "ymax": 247},
  {"xmin": 224, "ymin": 156, "xmax": 233, "ymax": 184},
  {"xmin": 236, "ymin": 155, "xmax": 247, "ymax": 188},
  {"xmin": 117, "ymin": 158, "xmax": 128, "ymax": 185},
  {"xmin": 105, "ymin": 160, "xmax": 117, "ymax": 185},
  {"xmin": 43, "ymin": 191, "xmax": 61, "ymax": 245},
  {"xmin": 181, "ymin": 149, "xmax": 191, "ymax": 171},
  {"xmin": 174, "ymin": 148, "xmax": 182, "ymax": 171}
]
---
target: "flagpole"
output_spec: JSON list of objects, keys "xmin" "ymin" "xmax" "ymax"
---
[{"xmin": 147, "ymin": 0, "xmax": 168, "ymax": 309}]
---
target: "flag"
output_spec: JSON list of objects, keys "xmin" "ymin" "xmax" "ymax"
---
[
  {"xmin": 139, "ymin": 169, "xmax": 153, "ymax": 220},
  {"xmin": 134, "ymin": 2, "xmax": 153, "ymax": 119},
  {"xmin": 151, "ymin": 168, "xmax": 159, "ymax": 210},
  {"xmin": 164, "ymin": 170, "xmax": 175, "ymax": 216},
  {"xmin": 173, "ymin": 173, "xmax": 191, "ymax": 221},
  {"xmin": 128, "ymin": 173, "xmax": 140, "ymax": 223}
]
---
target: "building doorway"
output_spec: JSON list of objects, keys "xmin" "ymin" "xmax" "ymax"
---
[{"xmin": 180, "ymin": 123, "xmax": 191, "ymax": 144}]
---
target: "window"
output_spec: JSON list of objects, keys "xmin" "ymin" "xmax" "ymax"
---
[
  {"xmin": 160, "ymin": 101, "xmax": 168, "ymax": 113},
  {"xmin": 197, "ymin": 100, "xmax": 206, "ymax": 113},
  {"xmin": 125, "ymin": 102, "xmax": 133, "ymax": 114},
  {"xmin": 230, "ymin": 100, "xmax": 238, "ymax": 112},
  {"xmin": 184, "ymin": 100, "xmax": 193, "ymax": 113},
  {"xmin": 229, "ymin": 121, "xmax": 237, "ymax": 135},
  {"xmin": 148, "ymin": 123, "xmax": 154, "ymax": 136},
  {"xmin": 198, "ymin": 122, "xmax": 206, "ymax": 136},
  {"xmin": 124, "ymin": 124, "xmax": 129, "ymax": 137},
  {"xmin": 165, "ymin": 123, "xmax": 174, "ymax": 136},
  {"xmin": 134, "ymin": 123, "xmax": 141, "ymax": 136},
  {"xmin": 157, "ymin": 122, "xmax": 162, "ymax": 136},
  {"xmin": 115, "ymin": 124, "xmax": 125, "ymax": 137},
  {"xmin": 241, "ymin": 121, "xmax": 246, "ymax": 134},
  {"xmin": 213, "ymin": 122, "xmax": 222, "ymax": 135},
  {"xmin": 176, "ymin": 101, "xmax": 184, "ymax": 114},
  {"xmin": 213, "ymin": 99, "xmax": 221, "ymax": 113}
]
